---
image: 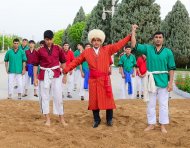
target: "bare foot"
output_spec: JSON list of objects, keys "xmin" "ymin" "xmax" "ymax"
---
[
  {"xmin": 60, "ymin": 120, "xmax": 68, "ymax": 127},
  {"xmin": 161, "ymin": 125, "xmax": 167, "ymax": 134},
  {"xmin": 144, "ymin": 125, "xmax": 155, "ymax": 132},
  {"xmin": 45, "ymin": 120, "xmax": 51, "ymax": 126}
]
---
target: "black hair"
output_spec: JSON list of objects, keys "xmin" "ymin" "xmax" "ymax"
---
[
  {"xmin": 85, "ymin": 43, "xmax": 91, "ymax": 47},
  {"xmin": 124, "ymin": 45, "xmax": 131, "ymax": 49},
  {"xmin": 63, "ymin": 42, "xmax": 69, "ymax": 46},
  {"xmin": 13, "ymin": 38, "xmax": 20, "ymax": 43},
  {"xmin": 29, "ymin": 40, "xmax": 35, "ymax": 44},
  {"xmin": 77, "ymin": 42, "xmax": 84, "ymax": 48},
  {"xmin": 44, "ymin": 30, "xmax": 54, "ymax": 39},
  {"xmin": 153, "ymin": 31, "xmax": 165, "ymax": 38},
  {"xmin": 22, "ymin": 38, "xmax": 28, "ymax": 42},
  {"xmin": 40, "ymin": 40, "xmax": 45, "ymax": 45}
]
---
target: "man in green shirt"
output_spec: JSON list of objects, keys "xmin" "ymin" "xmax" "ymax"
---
[
  {"xmin": 19, "ymin": 39, "xmax": 29, "ymax": 51},
  {"xmin": 73, "ymin": 44, "xmax": 82, "ymax": 91},
  {"xmin": 118, "ymin": 45, "xmax": 136, "ymax": 99},
  {"xmin": 4, "ymin": 38, "xmax": 27, "ymax": 100},
  {"xmin": 131, "ymin": 24, "xmax": 176, "ymax": 134},
  {"xmin": 74, "ymin": 43, "xmax": 86, "ymax": 100}
]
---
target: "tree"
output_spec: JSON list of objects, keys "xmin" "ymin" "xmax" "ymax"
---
[
  {"xmin": 82, "ymin": 0, "xmax": 116, "ymax": 45},
  {"xmin": 161, "ymin": 0, "xmax": 190, "ymax": 68},
  {"xmin": 62, "ymin": 24, "xmax": 71, "ymax": 44},
  {"xmin": 111, "ymin": 0, "xmax": 161, "ymax": 44},
  {"xmin": 54, "ymin": 30, "xmax": 64, "ymax": 46},
  {"xmin": 68, "ymin": 22, "xmax": 86, "ymax": 50},
  {"xmin": 73, "ymin": 6, "xmax": 86, "ymax": 25}
]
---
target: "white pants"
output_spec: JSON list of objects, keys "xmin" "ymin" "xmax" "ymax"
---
[
  {"xmin": 8, "ymin": 74, "xmax": 23, "ymax": 95},
  {"xmin": 66, "ymin": 72, "xmax": 74, "ymax": 93},
  {"xmin": 136, "ymin": 76, "xmax": 145, "ymax": 94},
  {"xmin": 24, "ymin": 72, "xmax": 38, "ymax": 90},
  {"xmin": 147, "ymin": 88, "xmax": 169, "ymax": 124},
  {"xmin": 120, "ymin": 76, "xmax": 136, "ymax": 99},
  {"xmin": 39, "ymin": 77, "xmax": 63, "ymax": 115},
  {"xmin": 74, "ymin": 69, "xmax": 80, "ymax": 87},
  {"xmin": 78, "ymin": 75, "xmax": 85, "ymax": 97}
]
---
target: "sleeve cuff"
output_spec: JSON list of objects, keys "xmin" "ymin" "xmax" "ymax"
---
[{"xmin": 168, "ymin": 66, "xmax": 176, "ymax": 70}]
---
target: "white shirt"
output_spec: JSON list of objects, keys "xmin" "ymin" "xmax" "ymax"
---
[{"xmin": 93, "ymin": 47, "xmax": 100, "ymax": 55}]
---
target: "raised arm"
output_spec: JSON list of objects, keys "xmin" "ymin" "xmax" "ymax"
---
[
  {"xmin": 108, "ymin": 35, "xmax": 131, "ymax": 55},
  {"xmin": 131, "ymin": 24, "xmax": 138, "ymax": 48}
]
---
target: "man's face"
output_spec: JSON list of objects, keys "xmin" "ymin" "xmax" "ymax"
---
[
  {"xmin": 63, "ymin": 44, "xmax": 70, "ymax": 51},
  {"xmin": 153, "ymin": 34, "xmax": 164, "ymax": 46},
  {"xmin": 29, "ymin": 43, "xmax": 35, "ymax": 49},
  {"xmin": 125, "ymin": 48, "xmax": 131, "ymax": 55},
  {"xmin": 77, "ymin": 44, "xmax": 83, "ymax": 50},
  {"xmin": 44, "ymin": 38, "xmax": 53, "ymax": 47},
  {"xmin": 13, "ymin": 41, "xmax": 19, "ymax": 49},
  {"xmin": 22, "ymin": 40, "xmax": 28, "ymax": 47},
  {"xmin": 142, "ymin": 54, "xmax": 146, "ymax": 59},
  {"xmin": 85, "ymin": 45, "xmax": 91, "ymax": 49},
  {"xmin": 92, "ymin": 38, "xmax": 102, "ymax": 48},
  {"xmin": 40, "ymin": 44, "xmax": 44, "ymax": 48}
]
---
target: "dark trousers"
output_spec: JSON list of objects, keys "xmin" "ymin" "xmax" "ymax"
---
[{"xmin": 93, "ymin": 109, "xmax": 113, "ymax": 122}]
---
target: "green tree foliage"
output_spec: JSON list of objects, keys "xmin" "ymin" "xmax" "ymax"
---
[
  {"xmin": 161, "ymin": 0, "xmax": 190, "ymax": 68},
  {"xmin": 62, "ymin": 24, "xmax": 71, "ymax": 44},
  {"xmin": 54, "ymin": 30, "xmax": 64, "ymax": 46},
  {"xmin": 82, "ymin": 0, "xmax": 116, "ymax": 45},
  {"xmin": 73, "ymin": 6, "xmax": 86, "ymax": 25},
  {"xmin": 111, "ymin": 0, "xmax": 161, "ymax": 44},
  {"xmin": 68, "ymin": 22, "xmax": 86, "ymax": 50}
]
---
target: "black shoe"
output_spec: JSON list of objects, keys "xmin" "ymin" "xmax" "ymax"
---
[
  {"xmin": 136, "ymin": 94, "xmax": 139, "ymax": 99},
  {"xmin": 67, "ymin": 94, "xmax": 72, "ymax": 98},
  {"xmin": 141, "ymin": 95, "xmax": 144, "ymax": 99},
  {"xmin": 18, "ymin": 98, "xmax": 22, "ymax": 100},
  {"xmin": 93, "ymin": 120, "xmax": 101, "ymax": 128},
  {"xmin": 22, "ymin": 94, "xmax": 27, "ymax": 97},
  {"xmin": 81, "ymin": 96, "xmax": 84, "ymax": 101},
  {"xmin": 107, "ymin": 120, "xmax": 113, "ymax": 126},
  {"xmin": 34, "ymin": 94, "xmax": 38, "ymax": 97}
]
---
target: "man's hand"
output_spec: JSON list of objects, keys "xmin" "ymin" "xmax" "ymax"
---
[
  {"xmin": 167, "ymin": 82, "xmax": 173, "ymax": 92},
  {"xmin": 62, "ymin": 75, "xmax": 67, "ymax": 84},
  {"xmin": 81, "ymin": 72, "xmax": 85, "ymax": 78},
  {"xmin": 122, "ymin": 73, "xmax": 125, "ymax": 79},
  {"xmin": 131, "ymin": 24, "xmax": 138, "ymax": 33},
  {"xmin": 69, "ymin": 71, "xmax": 73, "ymax": 75},
  {"xmin": 34, "ymin": 78, "xmax": 38, "ymax": 87},
  {"xmin": 132, "ymin": 73, "xmax": 135, "ymax": 78},
  {"xmin": 22, "ymin": 69, "xmax": 26, "ymax": 75}
]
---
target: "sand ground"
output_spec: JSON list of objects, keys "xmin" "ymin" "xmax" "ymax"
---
[{"xmin": 0, "ymin": 99, "xmax": 190, "ymax": 148}]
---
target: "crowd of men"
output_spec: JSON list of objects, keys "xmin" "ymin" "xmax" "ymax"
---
[{"xmin": 4, "ymin": 24, "xmax": 176, "ymax": 133}]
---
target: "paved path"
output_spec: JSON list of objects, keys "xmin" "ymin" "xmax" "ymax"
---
[{"xmin": 0, "ymin": 53, "xmax": 186, "ymax": 101}]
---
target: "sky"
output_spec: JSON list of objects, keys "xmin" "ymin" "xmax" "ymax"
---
[{"xmin": 0, "ymin": 0, "xmax": 189, "ymax": 41}]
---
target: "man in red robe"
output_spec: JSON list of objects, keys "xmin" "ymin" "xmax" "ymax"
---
[{"xmin": 63, "ymin": 29, "xmax": 131, "ymax": 128}]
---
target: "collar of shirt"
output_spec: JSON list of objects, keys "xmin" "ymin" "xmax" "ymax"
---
[{"xmin": 93, "ymin": 47, "xmax": 100, "ymax": 55}]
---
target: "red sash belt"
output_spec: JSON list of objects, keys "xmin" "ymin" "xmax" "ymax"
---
[{"xmin": 89, "ymin": 70, "xmax": 112, "ymax": 97}]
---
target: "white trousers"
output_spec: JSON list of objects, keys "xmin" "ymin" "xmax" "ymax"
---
[
  {"xmin": 74, "ymin": 69, "xmax": 80, "ymax": 87},
  {"xmin": 147, "ymin": 87, "xmax": 169, "ymax": 124},
  {"xmin": 136, "ymin": 76, "xmax": 145, "ymax": 93},
  {"xmin": 67, "ymin": 72, "xmax": 74, "ymax": 93},
  {"xmin": 24, "ymin": 72, "xmax": 38, "ymax": 90},
  {"xmin": 78, "ymin": 74, "xmax": 85, "ymax": 97},
  {"xmin": 39, "ymin": 77, "xmax": 64, "ymax": 115},
  {"xmin": 8, "ymin": 74, "xmax": 23, "ymax": 95},
  {"xmin": 120, "ymin": 76, "xmax": 136, "ymax": 99}
]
